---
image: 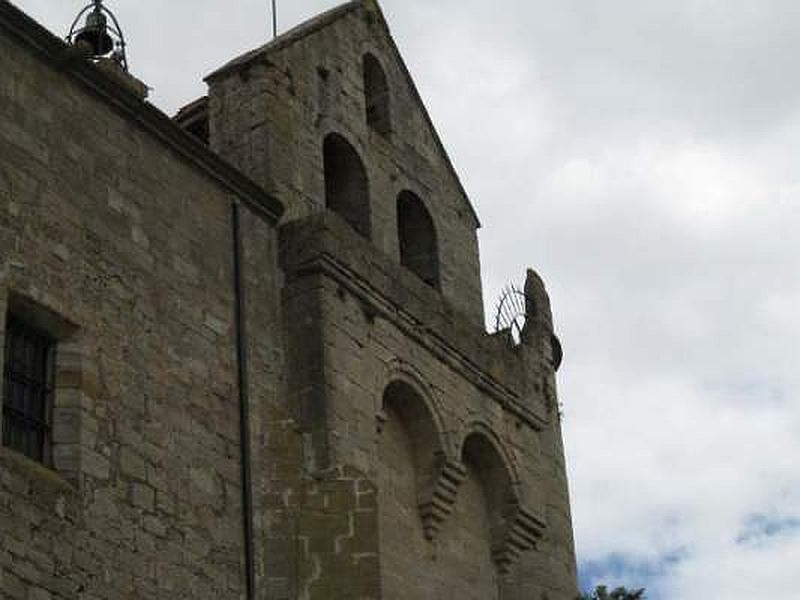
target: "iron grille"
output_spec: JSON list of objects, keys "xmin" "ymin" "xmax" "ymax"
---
[{"xmin": 2, "ymin": 318, "xmax": 55, "ymax": 463}]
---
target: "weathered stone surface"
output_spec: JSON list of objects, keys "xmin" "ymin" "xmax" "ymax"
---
[
  {"xmin": 207, "ymin": 0, "xmax": 485, "ymax": 327},
  {"xmin": 0, "ymin": 0, "xmax": 577, "ymax": 599},
  {"xmin": 0, "ymin": 3, "xmax": 279, "ymax": 597}
]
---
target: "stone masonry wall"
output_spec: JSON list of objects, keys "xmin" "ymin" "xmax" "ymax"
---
[
  {"xmin": 0, "ymin": 18, "xmax": 283, "ymax": 599},
  {"xmin": 207, "ymin": 0, "xmax": 486, "ymax": 326},
  {"xmin": 1, "ymin": 2, "xmax": 578, "ymax": 599},
  {"xmin": 281, "ymin": 212, "xmax": 578, "ymax": 599}
]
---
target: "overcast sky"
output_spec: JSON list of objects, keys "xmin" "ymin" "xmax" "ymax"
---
[{"xmin": 13, "ymin": 0, "xmax": 800, "ymax": 597}]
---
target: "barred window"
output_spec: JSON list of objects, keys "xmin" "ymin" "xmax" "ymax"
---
[{"xmin": 2, "ymin": 317, "xmax": 55, "ymax": 464}]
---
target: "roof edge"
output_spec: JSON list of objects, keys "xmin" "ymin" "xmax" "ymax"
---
[
  {"xmin": 0, "ymin": 0, "xmax": 284, "ymax": 224},
  {"xmin": 206, "ymin": 1, "xmax": 360, "ymax": 82},
  {"xmin": 368, "ymin": 1, "xmax": 482, "ymax": 228},
  {"xmin": 203, "ymin": 0, "xmax": 481, "ymax": 228}
]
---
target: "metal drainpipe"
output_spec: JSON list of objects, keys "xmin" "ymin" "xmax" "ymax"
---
[{"xmin": 232, "ymin": 202, "xmax": 256, "ymax": 600}]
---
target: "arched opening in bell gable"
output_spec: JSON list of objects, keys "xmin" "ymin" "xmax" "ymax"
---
[
  {"xmin": 397, "ymin": 191, "xmax": 440, "ymax": 289},
  {"xmin": 363, "ymin": 53, "xmax": 391, "ymax": 135},
  {"xmin": 323, "ymin": 133, "xmax": 372, "ymax": 239}
]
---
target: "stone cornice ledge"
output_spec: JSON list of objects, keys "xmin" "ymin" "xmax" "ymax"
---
[{"xmin": 284, "ymin": 237, "xmax": 549, "ymax": 431}]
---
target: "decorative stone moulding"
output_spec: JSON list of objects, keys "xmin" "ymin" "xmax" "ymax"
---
[
  {"xmin": 493, "ymin": 503, "xmax": 546, "ymax": 574},
  {"xmin": 418, "ymin": 455, "xmax": 467, "ymax": 540}
]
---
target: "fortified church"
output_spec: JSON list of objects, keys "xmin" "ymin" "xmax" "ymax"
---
[{"xmin": 0, "ymin": 0, "xmax": 578, "ymax": 598}]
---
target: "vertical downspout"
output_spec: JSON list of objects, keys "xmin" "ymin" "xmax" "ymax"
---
[{"xmin": 232, "ymin": 202, "xmax": 257, "ymax": 600}]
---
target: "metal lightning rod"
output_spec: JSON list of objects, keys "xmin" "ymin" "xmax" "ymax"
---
[{"xmin": 271, "ymin": 0, "xmax": 277, "ymax": 38}]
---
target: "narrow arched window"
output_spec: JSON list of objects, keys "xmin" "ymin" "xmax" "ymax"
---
[
  {"xmin": 397, "ymin": 191, "xmax": 440, "ymax": 289},
  {"xmin": 363, "ymin": 53, "xmax": 391, "ymax": 135},
  {"xmin": 323, "ymin": 133, "xmax": 372, "ymax": 239}
]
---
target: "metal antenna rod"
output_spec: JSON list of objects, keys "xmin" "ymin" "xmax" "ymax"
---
[{"xmin": 271, "ymin": 0, "xmax": 277, "ymax": 38}]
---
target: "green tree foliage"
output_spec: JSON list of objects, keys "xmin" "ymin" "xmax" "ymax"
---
[{"xmin": 577, "ymin": 585, "xmax": 646, "ymax": 600}]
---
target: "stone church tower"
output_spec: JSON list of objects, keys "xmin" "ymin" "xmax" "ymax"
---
[{"xmin": 0, "ymin": 0, "xmax": 577, "ymax": 598}]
